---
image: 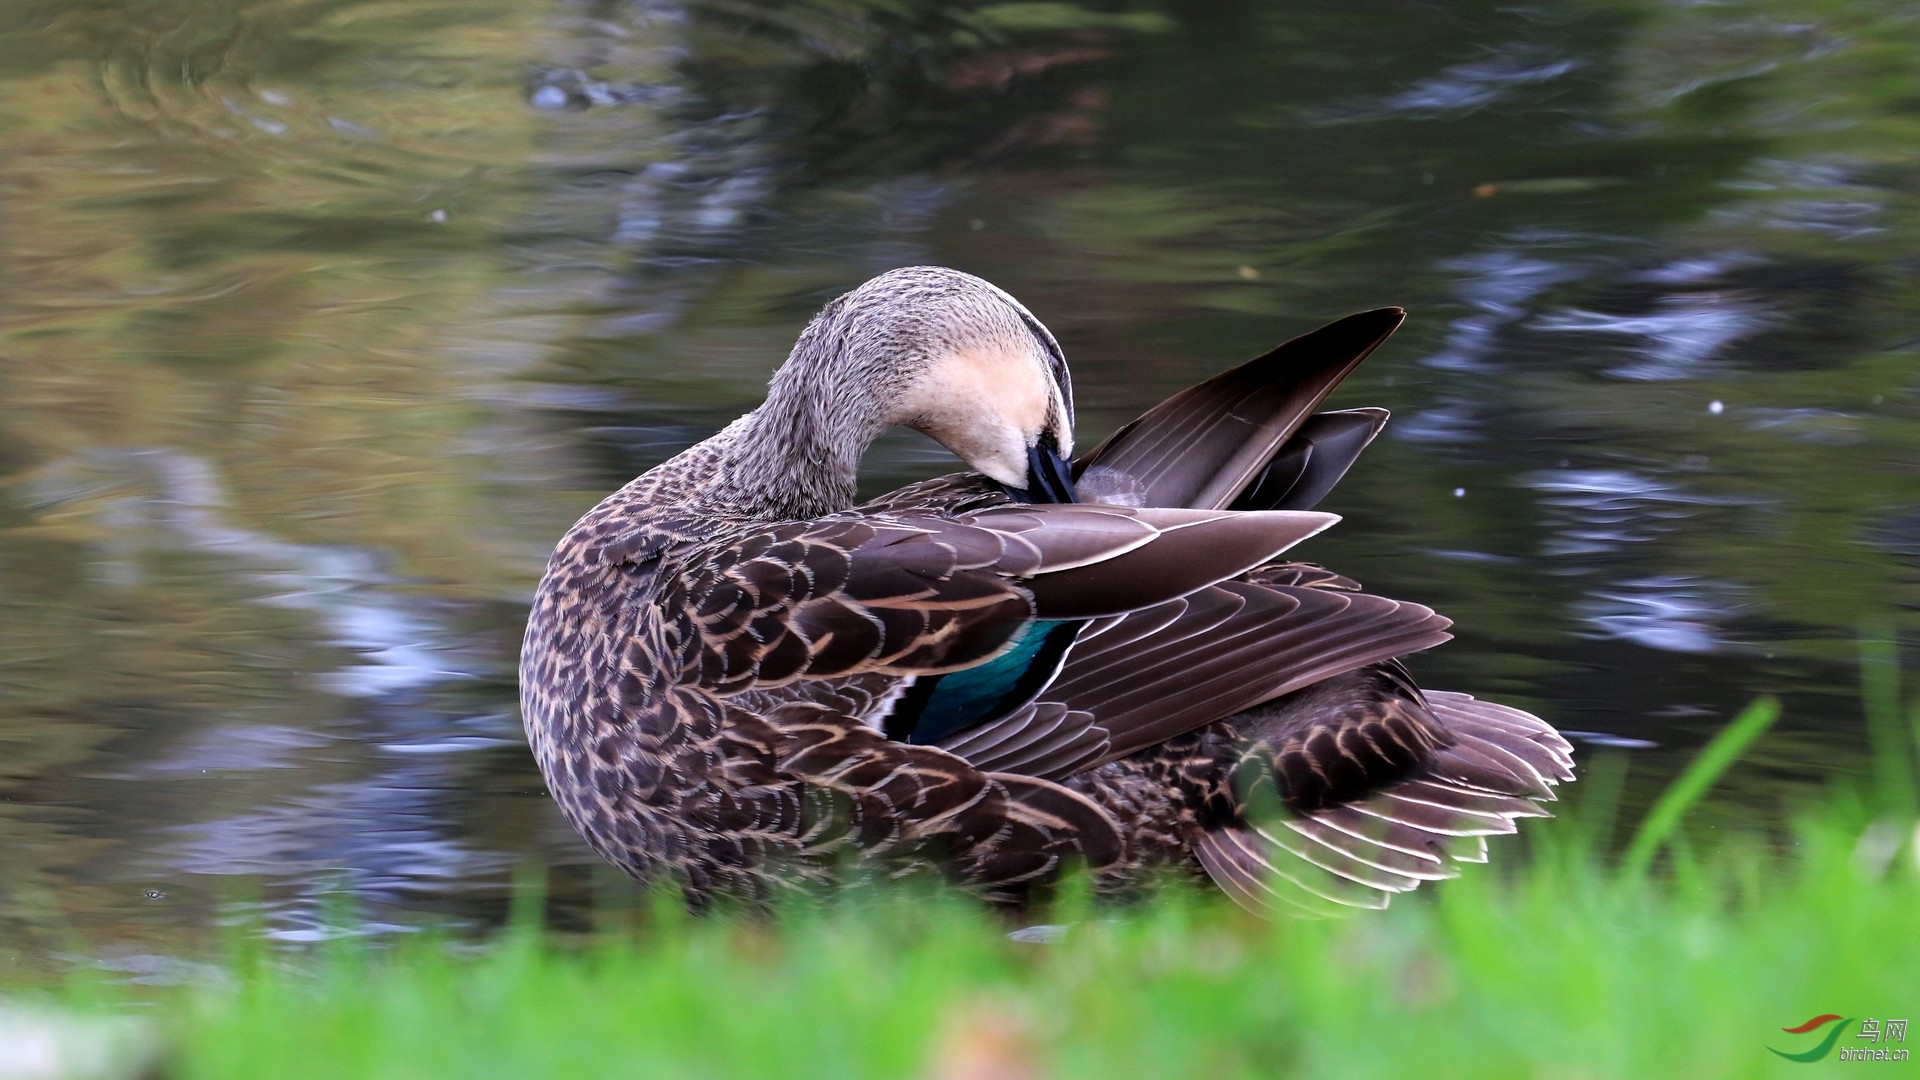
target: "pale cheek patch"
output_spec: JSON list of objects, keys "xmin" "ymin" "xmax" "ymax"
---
[{"xmin": 897, "ymin": 344, "xmax": 1054, "ymax": 487}]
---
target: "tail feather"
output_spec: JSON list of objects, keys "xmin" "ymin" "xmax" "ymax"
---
[
  {"xmin": 1277, "ymin": 816, "xmax": 1455, "ymax": 879},
  {"xmin": 1194, "ymin": 828, "xmax": 1385, "ymax": 916},
  {"xmin": 1386, "ymin": 779, "xmax": 1552, "ymax": 820},
  {"xmin": 1293, "ymin": 803, "xmax": 1457, "ymax": 863},
  {"xmin": 1429, "ymin": 739, "xmax": 1560, "ymax": 802},
  {"xmin": 1197, "ymin": 691, "xmax": 1572, "ymax": 914},
  {"xmin": 1428, "ymin": 691, "xmax": 1575, "ymax": 782},
  {"xmin": 1250, "ymin": 822, "xmax": 1435, "ymax": 893}
]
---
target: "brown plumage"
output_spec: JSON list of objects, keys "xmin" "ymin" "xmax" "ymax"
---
[{"xmin": 520, "ymin": 266, "xmax": 1573, "ymax": 911}]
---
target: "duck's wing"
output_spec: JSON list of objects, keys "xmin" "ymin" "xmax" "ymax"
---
[
  {"xmin": 935, "ymin": 700, "xmax": 1111, "ymax": 779},
  {"xmin": 675, "ymin": 504, "xmax": 1336, "ymax": 716},
  {"xmin": 1057, "ymin": 575, "xmax": 1451, "ymax": 769},
  {"xmin": 936, "ymin": 568, "xmax": 1452, "ymax": 779},
  {"xmin": 1227, "ymin": 408, "xmax": 1388, "ymax": 513},
  {"xmin": 1076, "ymin": 308, "xmax": 1403, "ymax": 511}
]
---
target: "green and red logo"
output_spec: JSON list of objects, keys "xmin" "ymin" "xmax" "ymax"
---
[{"xmin": 1770, "ymin": 1015, "xmax": 1851, "ymax": 1062}]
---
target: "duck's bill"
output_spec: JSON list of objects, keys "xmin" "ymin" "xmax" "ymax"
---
[{"xmin": 1013, "ymin": 439, "xmax": 1077, "ymax": 504}]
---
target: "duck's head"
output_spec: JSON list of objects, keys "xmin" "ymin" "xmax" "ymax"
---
[{"xmin": 774, "ymin": 266, "xmax": 1077, "ymax": 502}]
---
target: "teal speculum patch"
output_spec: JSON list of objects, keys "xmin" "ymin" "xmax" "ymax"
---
[{"xmin": 887, "ymin": 619, "xmax": 1081, "ymax": 745}]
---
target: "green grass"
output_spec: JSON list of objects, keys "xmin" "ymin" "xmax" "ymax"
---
[
  {"xmin": 17, "ymin": 791, "xmax": 1918, "ymax": 1078},
  {"xmin": 1620, "ymin": 696, "xmax": 1782, "ymax": 879},
  {"xmin": 17, "ymin": 670, "xmax": 1920, "ymax": 1079},
  {"xmin": 1861, "ymin": 620, "xmax": 1918, "ymax": 819}
]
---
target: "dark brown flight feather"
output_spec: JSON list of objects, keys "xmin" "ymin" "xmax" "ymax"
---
[{"xmin": 1077, "ymin": 307, "xmax": 1404, "ymax": 511}]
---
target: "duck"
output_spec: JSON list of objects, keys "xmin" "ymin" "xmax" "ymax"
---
[{"xmin": 520, "ymin": 265, "xmax": 1574, "ymax": 914}]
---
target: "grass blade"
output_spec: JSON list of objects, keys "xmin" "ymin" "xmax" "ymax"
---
[
  {"xmin": 1621, "ymin": 696, "xmax": 1781, "ymax": 879},
  {"xmin": 1859, "ymin": 620, "xmax": 1916, "ymax": 816}
]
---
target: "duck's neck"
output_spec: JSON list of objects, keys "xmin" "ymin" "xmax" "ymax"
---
[{"xmin": 655, "ymin": 380, "xmax": 880, "ymax": 521}]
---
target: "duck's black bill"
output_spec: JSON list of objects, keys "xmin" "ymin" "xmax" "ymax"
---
[{"xmin": 1002, "ymin": 439, "xmax": 1078, "ymax": 504}]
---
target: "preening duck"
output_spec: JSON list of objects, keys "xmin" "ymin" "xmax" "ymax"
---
[{"xmin": 520, "ymin": 266, "xmax": 1574, "ymax": 913}]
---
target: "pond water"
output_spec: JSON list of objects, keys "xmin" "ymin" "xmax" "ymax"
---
[{"xmin": 2, "ymin": 0, "xmax": 1916, "ymax": 973}]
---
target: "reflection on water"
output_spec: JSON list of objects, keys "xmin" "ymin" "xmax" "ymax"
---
[
  {"xmin": 1526, "ymin": 468, "xmax": 1748, "ymax": 559},
  {"xmin": 2, "ymin": 0, "xmax": 1917, "ymax": 970},
  {"xmin": 1578, "ymin": 576, "xmax": 1745, "ymax": 656},
  {"xmin": 1380, "ymin": 46, "xmax": 1580, "ymax": 116},
  {"xmin": 1535, "ymin": 296, "xmax": 1765, "ymax": 381}
]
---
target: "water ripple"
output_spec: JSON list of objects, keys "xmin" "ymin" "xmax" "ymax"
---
[
  {"xmin": 1387, "ymin": 49, "xmax": 1580, "ymax": 113},
  {"xmin": 1719, "ymin": 158, "xmax": 1886, "ymax": 241},
  {"xmin": 99, "ymin": 448, "xmax": 477, "ymax": 697},
  {"xmin": 1577, "ymin": 575, "xmax": 1745, "ymax": 654},
  {"xmin": 1422, "ymin": 249, "xmax": 1590, "ymax": 373},
  {"xmin": 1534, "ymin": 296, "xmax": 1764, "ymax": 380},
  {"xmin": 1746, "ymin": 407, "xmax": 1868, "ymax": 446},
  {"xmin": 1528, "ymin": 468, "xmax": 1741, "ymax": 558}
]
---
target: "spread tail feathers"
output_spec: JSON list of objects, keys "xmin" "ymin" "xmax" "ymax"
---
[{"xmin": 1196, "ymin": 690, "xmax": 1573, "ymax": 915}]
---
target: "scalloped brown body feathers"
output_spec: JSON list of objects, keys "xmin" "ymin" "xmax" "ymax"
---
[{"xmin": 520, "ymin": 266, "xmax": 1573, "ymax": 912}]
